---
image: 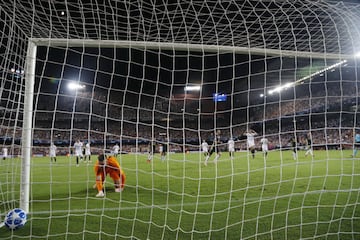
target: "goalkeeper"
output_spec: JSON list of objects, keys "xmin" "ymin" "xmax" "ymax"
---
[{"xmin": 94, "ymin": 154, "xmax": 126, "ymax": 197}]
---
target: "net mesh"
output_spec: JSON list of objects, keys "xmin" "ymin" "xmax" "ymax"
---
[{"xmin": 0, "ymin": 0, "xmax": 360, "ymax": 239}]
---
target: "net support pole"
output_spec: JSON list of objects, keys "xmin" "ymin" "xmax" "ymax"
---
[{"xmin": 20, "ymin": 40, "xmax": 37, "ymax": 213}]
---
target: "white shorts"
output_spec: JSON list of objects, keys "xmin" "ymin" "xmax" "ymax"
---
[
  {"xmin": 75, "ymin": 151, "xmax": 83, "ymax": 157},
  {"xmin": 248, "ymin": 144, "xmax": 255, "ymax": 149}
]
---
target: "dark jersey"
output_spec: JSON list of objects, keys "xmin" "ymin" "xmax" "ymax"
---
[
  {"xmin": 162, "ymin": 143, "xmax": 168, "ymax": 153},
  {"xmin": 290, "ymin": 137, "xmax": 298, "ymax": 148},
  {"xmin": 209, "ymin": 134, "xmax": 221, "ymax": 155},
  {"xmin": 149, "ymin": 142, "xmax": 156, "ymax": 153}
]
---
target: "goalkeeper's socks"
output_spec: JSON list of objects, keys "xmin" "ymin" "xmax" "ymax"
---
[{"xmin": 353, "ymin": 149, "xmax": 358, "ymax": 157}]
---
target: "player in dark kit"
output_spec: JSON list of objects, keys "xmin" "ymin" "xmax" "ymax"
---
[
  {"xmin": 290, "ymin": 136, "xmax": 299, "ymax": 160},
  {"xmin": 304, "ymin": 132, "xmax": 314, "ymax": 157},
  {"xmin": 161, "ymin": 143, "xmax": 168, "ymax": 161},
  {"xmin": 204, "ymin": 130, "xmax": 221, "ymax": 166},
  {"xmin": 351, "ymin": 128, "xmax": 360, "ymax": 157},
  {"xmin": 147, "ymin": 140, "xmax": 156, "ymax": 163}
]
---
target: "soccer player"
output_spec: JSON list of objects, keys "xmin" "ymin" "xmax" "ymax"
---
[
  {"xmin": 204, "ymin": 130, "xmax": 221, "ymax": 166},
  {"xmin": 244, "ymin": 129, "xmax": 257, "ymax": 159},
  {"xmin": 159, "ymin": 143, "xmax": 164, "ymax": 156},
  {"xmin": 112, "ymin": 143, "xmax": 120, "ymax": 158},
  {"xmin": 73, "ymin": 139, "xmax": 84, "ymax": 167},
  {"xmin": 290, "ymin": 136, "xmax": 299, "ymax": 160},
  {"xmin": 228, "ymin": 138, "xmax": 235, "ymax": 159},
  {"xmin": 351, "ymin": 128, "xmax": 360, "ymax": 157},
  {"xmin": 147, "ymin": 140, "xmax": 156, "ymax": 163},
  {"xmin": 260, "ymin": 136, "xmax": 269, "ymax": 158},
  {"xmin": 2, "ymin": 147, "xmax": 8, "ymax": 160},
  {"xmin": 201, "ymin": 139, "xmax": 209, "ymax": 157},
  {"xmin": 304, "ymin": 132, "xmax": 314, "ymax": 157},
  {"xmin": 94, "ymin": 154, "xmax": 126, "ymax": 197},
  {"xmin": 85, "ymin": 141, "xmax": 91, "ymax": 162},
  {"xmin": 160, "ymin": 143, "xmax": 167, "ymax": 161},
  {"xmin": 49, "ymin": 142, "xmax": 57, "ymax": 163}
]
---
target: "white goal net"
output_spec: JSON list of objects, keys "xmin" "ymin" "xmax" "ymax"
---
[{"xmin": 0, "ymin": 0, "xmax": 360, "ymax": 239}]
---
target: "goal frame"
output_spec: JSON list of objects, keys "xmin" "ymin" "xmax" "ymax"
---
[{"xmin": 19, "ymin": 37, "xmax": 354, "ymax": 213}]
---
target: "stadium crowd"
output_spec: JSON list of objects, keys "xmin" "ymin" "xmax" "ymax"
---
[{"xmin": 1, "ymin": 79, "xmax": 358, "ymax": 157}]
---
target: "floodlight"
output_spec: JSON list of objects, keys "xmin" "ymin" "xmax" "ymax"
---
[
  {"xmin": 184, "ymin": 85, "xmax": 201, "ymax": 91},
  {"xmin": 68, "ymin": 82, "xmax": 85, "ymax": 90}
]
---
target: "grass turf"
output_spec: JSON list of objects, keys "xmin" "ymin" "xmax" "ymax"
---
[{"xmin": 1, "ymin": 150, "xmax": 359, "ymax": 239}]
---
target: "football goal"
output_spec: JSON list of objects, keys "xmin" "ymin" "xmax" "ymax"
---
[{"xmin": 0, "ymin": 0, "xmax": 359, "ymax": 239}]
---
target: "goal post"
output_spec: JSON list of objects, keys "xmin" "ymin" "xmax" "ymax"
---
[{"xmin": 19, "ymin": 40, "xmax": 37, "ymax": 214}]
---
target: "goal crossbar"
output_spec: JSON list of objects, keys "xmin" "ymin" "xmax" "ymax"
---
[{"xmin": 30, "ymin": 38, "xmax": 353, "ymax": 60}]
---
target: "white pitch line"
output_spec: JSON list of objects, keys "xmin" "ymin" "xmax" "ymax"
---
[
  {"xmin": 25, "ymin": 189, "xmax": 346, "ymax": 216},
  {"xmin": 30, "ymin": 197, "xmax": 266, "ymax": 216}
]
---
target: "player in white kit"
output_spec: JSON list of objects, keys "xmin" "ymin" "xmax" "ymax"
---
[
  {"xmin": 244, "ymin": 129, "xmax": 257, "ymax": 159},
  {"xmin": 85, "ymin": 142, "xmax": 91, "ymax": 162},
  {"xmin": 73, "ymin": 139, "xmax": 83, "ymax": 166},
  {"xmin": 113, "ymin": 143, "xmax": 120, "ymax": 158},
  {"xmin": 49, "ymin": 142, "xmax": 57, "ymax": 162},
  {"xmin": 2, "ymin": 147, "xmax": 8, "ymax": 160},
  {"xmin": 260, "ymin": 137, "xmax": 269, "ymax": 158},
  {"xmin": 201, "ymin": 140, "xmax": 209, "ymax": 157},
  {"xmin": 228, "ymin": 138, "xmax": 235, "ymax": 159}
]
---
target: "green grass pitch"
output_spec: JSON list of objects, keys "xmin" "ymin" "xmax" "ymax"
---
[{"xmin": 1, "ymin": 150, "xmax": 359, "ymax": 239}]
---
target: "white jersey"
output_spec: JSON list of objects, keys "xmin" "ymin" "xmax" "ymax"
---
[
  {"xmin": 2, "ymin": 148, "xmax": 8, "ymax": 158},
  {"xmin": 74, "ymin": 141, "xmax": 83, "ymax": 157},
  {"xmin": 159, "ymin": 145, "xmax": 163, "ymax": 153},
  {"xmin": 228, "ymin": 139, "xmax": 235, "ymax": 152},
  {"xmin": 113, "ymin": 144, "xmax": 120, "ymax": 154},
  {"xmin": 201, "ymin": 141, "xmax": 209, "ymax": 153},
  {"xmin": 85, "ymin": 143, "xmax": 91, "ymax": 156},
  {"xmin": 246, "ymin": 133, "xmax": 256, "ymax": 148},
  {"xmin": 49, "ymin": 144, "xmax": 57, "ymax": 157},
  {"xmin": 260, "ymin": 138, "xmax": 269, "ymax": 152}
]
